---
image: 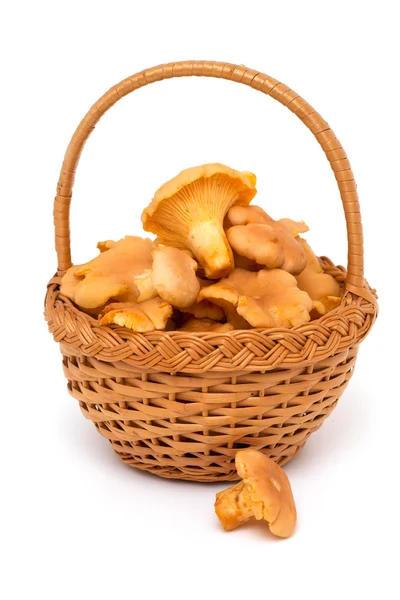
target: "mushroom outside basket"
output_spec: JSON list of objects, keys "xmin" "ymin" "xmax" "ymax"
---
[{"xmin": 45, "ymin": 61, "xmax": 378, "ymax": 482}]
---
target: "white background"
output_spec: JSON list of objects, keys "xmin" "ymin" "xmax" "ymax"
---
[{"xmin": 1, "ymin": 1, "xmax": 399, "ymax": 599}]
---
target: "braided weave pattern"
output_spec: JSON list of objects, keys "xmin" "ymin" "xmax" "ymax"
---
[
  {"xmin": 46, "ymin": 260, "xmax": 375, "ymax": 374},
  {"xmin": 45, "ymin": 260, "xmax": 377, "ymax": 481}
]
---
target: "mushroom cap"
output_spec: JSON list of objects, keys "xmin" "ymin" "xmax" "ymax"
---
[
  {"xmin": 235, "ymin": 449, "xmax": 297, "ymax": 538},
  {"xmin": 227, "ymin": 205, "xmax": 308, "ymax": 234},
  {"xmin": 182, "ymin": 278, "xmax": 226, "ymax": 321},
  {"xmin": 151, "ymin": 245, "xmax": 200, "ymax": 309},
  {"xmin": 226, "ymin": 204, "xmax": 272, "ymax": 226},
  {"xmin": 183, "ymin": 300, "xmax": 226, "ymax": 322},
  {"xmin": 311, "ymin": 295, "xmax": 342, "ymax": 319},
  {"xmin": 226, "ymin": 205, "xmax": 308, "ymax": 275},
  {"xmin": 278, "ymin": 218, "xmax": 309, "ymax": 238},
  {"xmin": 196, "ymin": 280, "xmax": 251, "ymax": 329},
  {"xmin": 60, "ymin": 236, "xmax": 156, "ymax": 309},
  {"xmin": 179, "ymin": 318, "xmax": 234, "ymax": 333},
  {"xmin": 198, "ymin": 268, "xmax": 313, "ymax": 328},
  {"xmin": 143, "ymin": 164, "xmax": 257, "ymax": 222},
  {"xmin": 228, "ymin": 223, "xmax": 285, "ymax": 269},
  {"xmin": 97, "ymin": 240, "xmax": 117, "ymax": 252},
  {"xmin": 295, "ymin": 238, "xmax": 342, "ymax": 300},
  {"xmin": 232, "ymin": 251, "xmax": 264, "ymax": 272},
  {"xmin": 99, "ymin": 298, "xmax": 172, "ymax": 332},
  {"xmin": 141, "ymin": 164, "xmax": 257, "ymax": 278}
]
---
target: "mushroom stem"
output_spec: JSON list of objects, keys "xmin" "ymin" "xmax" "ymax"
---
[
  {"xmin": 215, "ymin": 481, "xmax": 254, "ymax": 531},
  {"xmin": 187, "ymin": 220, "xmax": 234, "ymax": 279}
]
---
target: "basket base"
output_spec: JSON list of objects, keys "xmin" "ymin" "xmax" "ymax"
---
[
  {"xmin": 62, "ymin": 345, "xmax": 358, "ymax": 482},
  {"xmin": 112, "ymin": 439, "xmax": 307, "ymax": 482}
]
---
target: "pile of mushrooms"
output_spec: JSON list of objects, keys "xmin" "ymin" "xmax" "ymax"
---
[{"xmin": 60, "ymin": 163, "xmax": 343, "ymax": 332}]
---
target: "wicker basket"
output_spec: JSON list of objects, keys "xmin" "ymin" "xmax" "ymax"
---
[{"xmin": 45, "ymin": 61, "xmax": 378, "ymax": 482}]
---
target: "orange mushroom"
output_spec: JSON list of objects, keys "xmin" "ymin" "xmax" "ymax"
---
[
  {"xmin": 151, "ymin": 245, "xmax": 200, "ymax": 309},
  {"xmin": 310, "ymin": 295, "xmax": 342, "ymax": 319},
  {"xmin": 99, "ymin": 297, "xmax": 172, "ymax": 332},
  {"xmin": 198, "ymin": 268, "xmax": 313, "ymax": 328},
  {"xmin": 183, "ymin": 301, "xmax": 226, "ymax": 322},
  {"xmin": 215, "ymin": 449, "xmax": 297, "ymax": 538},
  {"xmin": 179, "ymin": 318, "xmax": 234, "ymax": 333},
  {"xmin": 226, "ymin": 205, "xmax": 308, "ymax": 275},
  {"xmin": 142, "ymin": 164, "xmax": 257, "ymax": 278},
  {"xmin": 60, "ymin": 236, "xmax": 156, "ymax": 309},
  {"xmin": 295, "ymin": 238, "xmax": 342, "ymax": 301}
]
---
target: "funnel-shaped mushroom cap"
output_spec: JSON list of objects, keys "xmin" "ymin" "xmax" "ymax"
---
[
  {"xmin": 99, "ymin": 297, "xmax": 172, "ymax": 332},
  {"xmin": 215, "ymin": 449, "xmax": 297, "ymax": 538},
  {"xmin": 151, "ymin": 245, "xmax": 200, "ymax": 309},
  {"xmin": 142, "ymin": 164, "xmax": 257, "ymax": 278},
  {"xmin": 198, "ymin": 268, "xmax": 313, "ymax": 328},
  {"xmin": 295, "ymin": 238, "xmax": 342, "ymax": 300},
  {"xmin": 226, "ymin": 205, "xmax": 309, "ymax": 275},
  {"xmin": 60, "ymin": 236, "xmax": 156, "ymax": 309}
]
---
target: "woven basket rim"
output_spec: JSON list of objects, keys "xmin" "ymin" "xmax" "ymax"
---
[{"xmin": 45, "ymin": 257, "xmax": 377, "ymax": 374}]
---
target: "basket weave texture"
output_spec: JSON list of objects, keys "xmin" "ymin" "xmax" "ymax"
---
[{"xmin": 45, "ymin": 61, "xmax": 377, "ymax": 481}]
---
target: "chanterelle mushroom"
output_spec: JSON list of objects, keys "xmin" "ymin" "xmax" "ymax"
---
[
  {"xmin": 179, "ymin": 318, "xmax": 234, "ymax": 333},
  {"xmin": 311, "ymin": 295, "xmax": 342, "ymax": 318},
  {"xmin": 226, "ymin": 205, "xmax": 309, "ymax": 275},
  {"xmin": 295, "ymin": 238, "xmax": 342, "ymax": 300},
  {"xmin": 232, "ymin": 251, "xmax": 264, "ymax": 272},
  {"xmin": 141, "ymin": 164, "xmax": 257, "ymax": 278},
  {"xmin": 183, "ymin": 300, "xmax": 226, "ymax": 322},
  {"xmin": 215, "ymin": 449, "xmax": 297, "ymax": 538},
  {"xmin": 182, "ymin": 278, "xmax": 226, "ymax": 322},
  {"xmin": 99, "ymin": 297, "xmax": 172, "ymax": 332},
  {"xmin": 198, "ymin": 268, "xmax": 313, "ymax": 328},
  {"xmin": 151, "ymin": 245, "xmax": 200, "ymax": 309},
  {"xmin": 60, "ymin": 236, "xmax": 156, "ymax": 309}
]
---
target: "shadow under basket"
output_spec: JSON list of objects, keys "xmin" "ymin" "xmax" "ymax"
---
[{"xmin": 45, "ymin": 61, "xmax": 378, "ymax": 482}]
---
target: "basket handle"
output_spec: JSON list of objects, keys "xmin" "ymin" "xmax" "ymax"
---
[{"xmin": 54, "ymin": 60, "xmax": 371, "ymax": 301}]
